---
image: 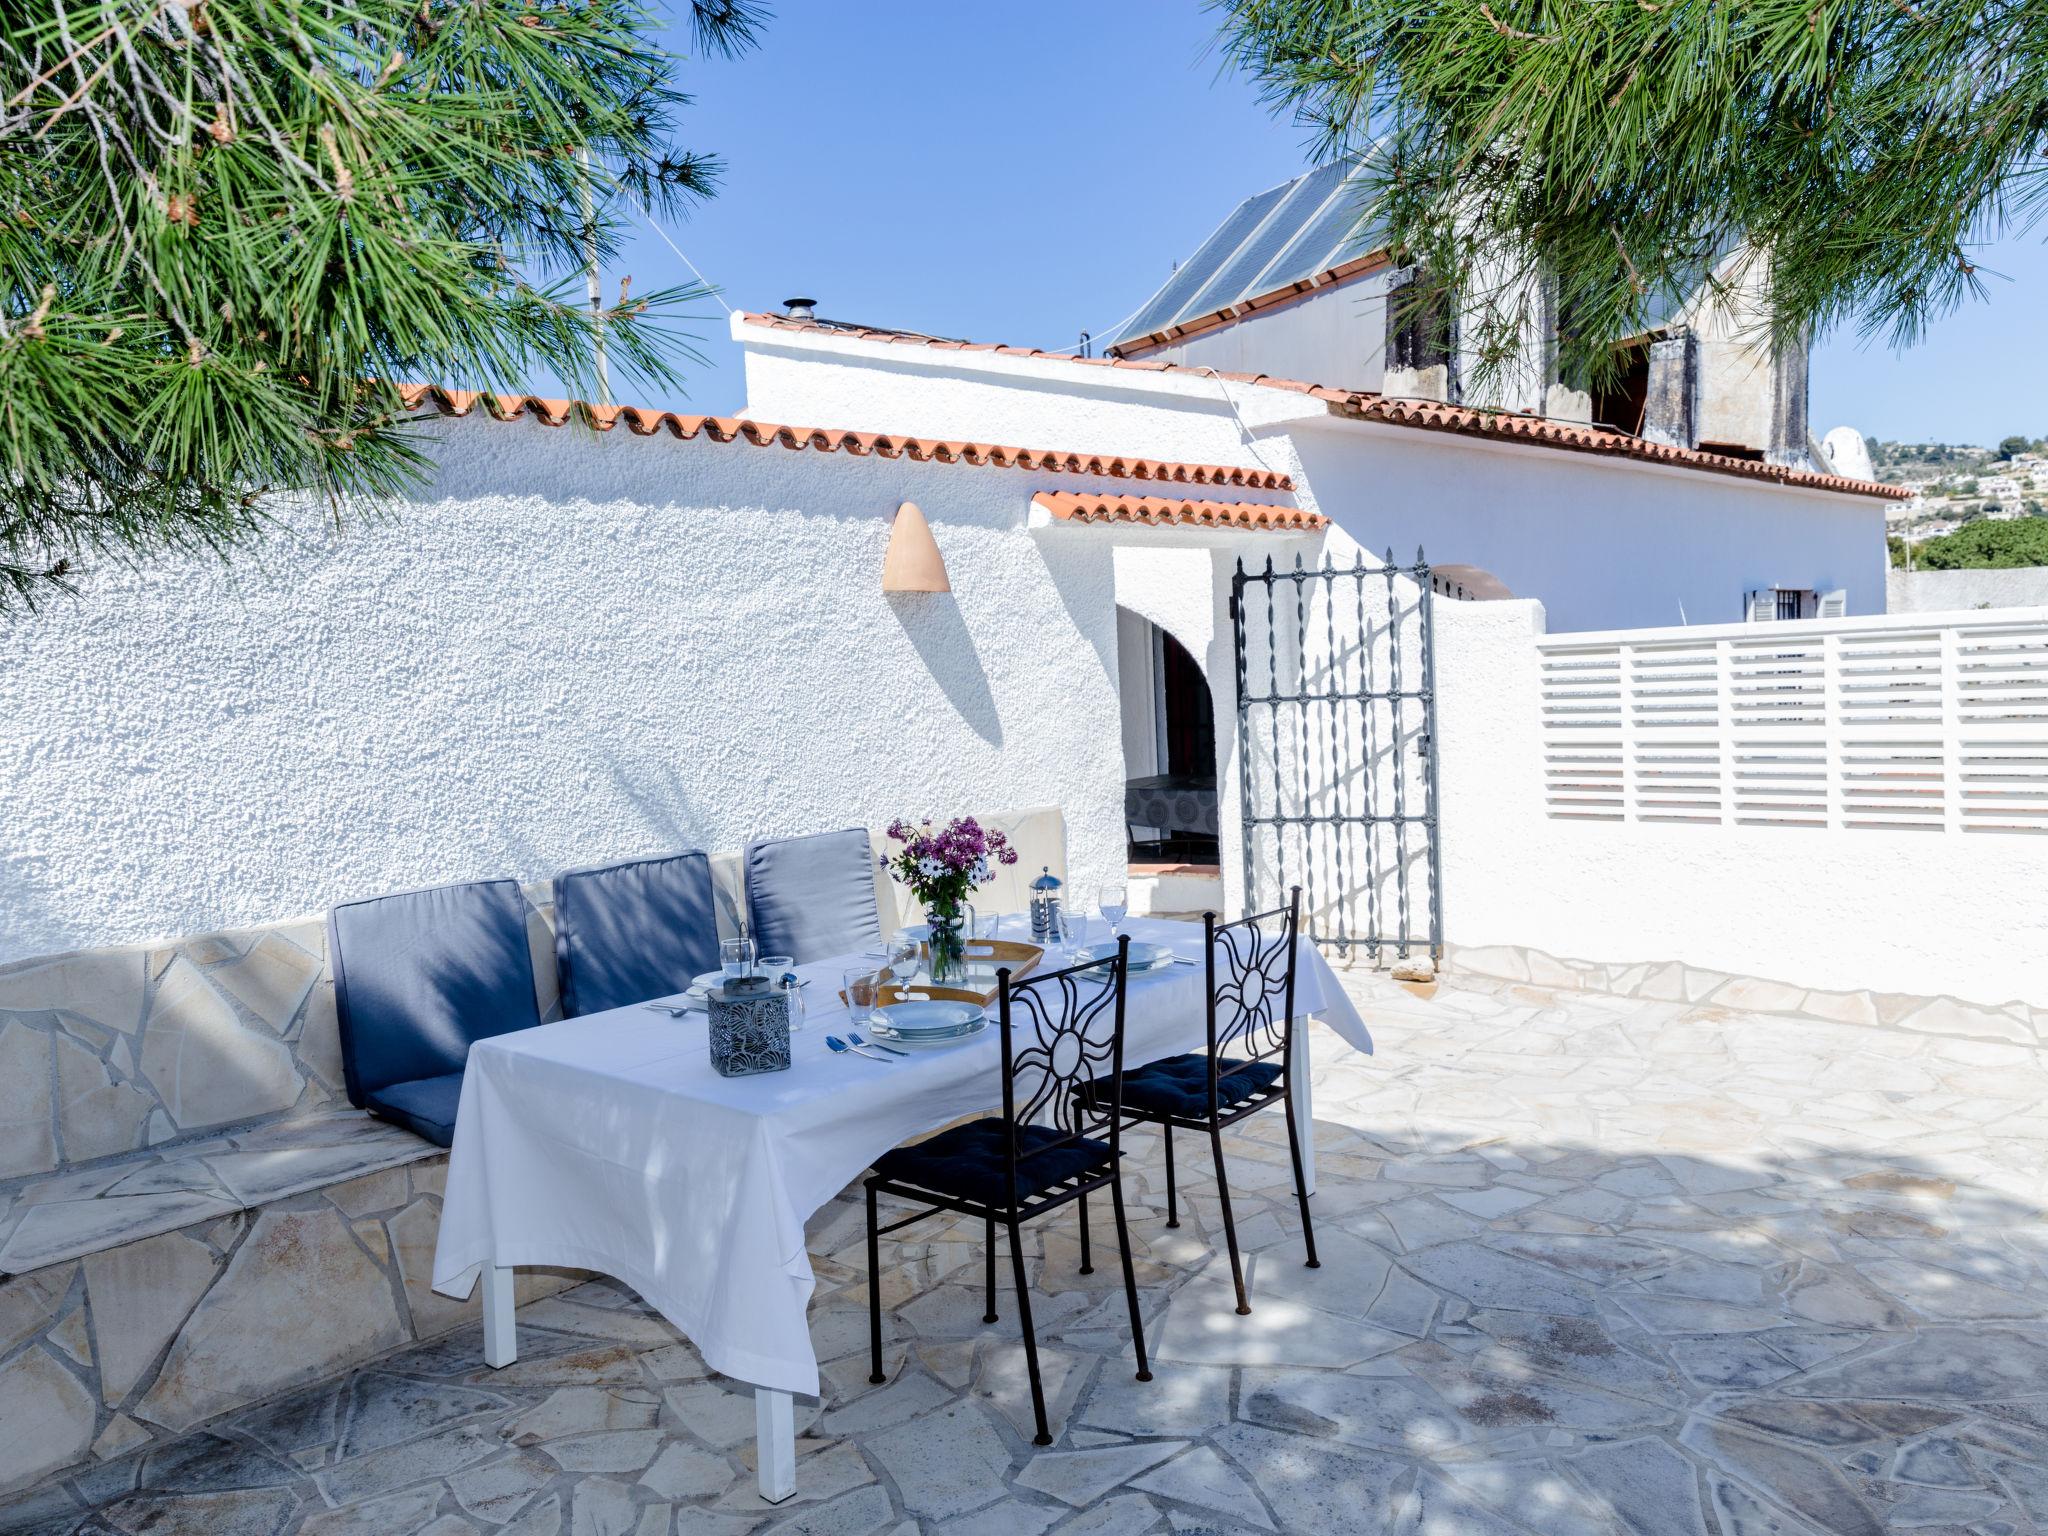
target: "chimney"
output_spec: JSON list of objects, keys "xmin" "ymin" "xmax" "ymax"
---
[{"xmin": 783, "ymin": 297, "xmax": 817, "ymax": 325}]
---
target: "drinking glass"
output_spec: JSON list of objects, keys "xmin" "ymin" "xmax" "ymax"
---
[
  {"xmin": 720, "ymin": 935, "xmax": 757, "ymax": 980},
  {"xmin": 1099, "ymin": 883, "xmax": 1129, "ymax": 940},
  {"xmin": 972, "ymin": 909, "xmax": 1002, "ymax": 944},
  {"xmin": 843, "ymin": 969, "xmax": 880, "ymax": 1028}
]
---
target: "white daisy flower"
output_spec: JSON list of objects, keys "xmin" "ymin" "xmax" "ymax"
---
[
  {"xmin": 970, "ymin": 858, "xmax": 991, "ymax": 885},
  {"xmin": 917, "ymin": 855, "xmax": 944, "ymax": 879}
]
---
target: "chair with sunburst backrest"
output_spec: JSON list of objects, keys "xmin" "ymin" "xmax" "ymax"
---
[
  {"xmin": 1095, "ymin": 887, "xmax": 1315, "ymax": 1315},
  {"xmin": 862, "ymin": 937, "xmax": 1151, "ymax": 1445}
]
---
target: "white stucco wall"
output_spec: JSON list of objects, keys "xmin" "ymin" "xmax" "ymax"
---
[
  {"xmin": 1114, "ymin": 276, "xmax": 1391, "ymax": 393},
  {"xmin": 1283, "ymin": 418, "xmax": 1888, "ymax": 631},
  {"xmin": 1431, "ymin": 601, "xmax": 2048, "ymax": 1005},
  {"xmin": 1888, "ymin": 566, "xmax": 2048, "ymax": 613},
  {"xmin": 739, "ymin": 320, "xmax": 1891, "ymax": 635},
  {"xmin": 0, "ymin": 418, "xmax": 1152, "ymax": 962}
]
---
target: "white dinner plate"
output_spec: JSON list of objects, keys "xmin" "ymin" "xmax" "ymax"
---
[
  {"xmin": 874, "ymin": 999, "xmax": 985, "ymax": 1036},
  {"xmin": 1070, "ymin": 940, "xmax": 1175, "ymax": 972},
  {"xmin": 866, "ymin": 1016, "xmax": 989, "ymax": 1049}
]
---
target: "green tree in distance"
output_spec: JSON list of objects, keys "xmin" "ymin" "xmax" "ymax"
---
[
  {"xmin": 1997, "ymin": 435, "xmax": 2035, "ymax": 459},
  {"xmin": 1215, "ymin": 0, "xmax": 2048, "ymax": 394},
  {"xmin": 1914, "ymin": 518, "xmax": 2048, "ymax": 569},
  {"xmin": 1, "ymin": 0, "xmax": 766, "ymax": 612}
]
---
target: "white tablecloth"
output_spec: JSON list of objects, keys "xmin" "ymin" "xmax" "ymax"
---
[{"xmin": 431, "ymin": 916, "xmax": 1370, "ymax": 1396}]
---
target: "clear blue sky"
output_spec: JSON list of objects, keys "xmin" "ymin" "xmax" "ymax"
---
[{"xmin": 608, "ymin": 0, "xmax": 2047, "ymax": 447}]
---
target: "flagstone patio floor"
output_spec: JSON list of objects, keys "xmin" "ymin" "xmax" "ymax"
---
[{"xmin": 6, "ymin": 967, "xmax": 2046, "ymax": 1536}]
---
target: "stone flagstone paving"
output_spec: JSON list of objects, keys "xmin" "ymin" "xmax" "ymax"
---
[{"xmin": 4, "ymin": 968, "xmax": 2046, "ymax": 1535}]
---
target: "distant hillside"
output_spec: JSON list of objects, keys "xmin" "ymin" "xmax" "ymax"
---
[{"xmin": 1868, "ymin": 434, "xmax": 2045, "ymax": 487}]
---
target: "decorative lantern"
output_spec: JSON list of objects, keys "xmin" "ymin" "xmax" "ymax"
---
[
  {"xmin": 1030, "ymin": 866, "xmax": 1064, "ymax": 945},
  {"xmin": 707, "ymin": 974, "xmax": 793, "ymax": 1077}
]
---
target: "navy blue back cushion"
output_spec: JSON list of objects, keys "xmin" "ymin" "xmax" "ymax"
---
[
  {"xmin": 745, "ymin": 828, "xmax": 883, "ymax": 962},
  {"xmin": 328, "ymin": 878, "xmax": 542, "ymax": 1107},
  {"xmin": 554, "ymin": 851, "xmax": 720, "ymax": 1017}
]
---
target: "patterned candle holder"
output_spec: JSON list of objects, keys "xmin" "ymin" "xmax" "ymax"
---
[{"xmin": 707, "ymin": 974, "xmax": 793, "ymax": 1077}]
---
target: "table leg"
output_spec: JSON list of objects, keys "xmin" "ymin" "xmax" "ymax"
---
[
  {"xmin": 755, "ymin": 1388, "xmax": 796, "ymax": 1503},
  {"xmin": 1290, "ymin": 1042, "xmax": 1317, "ymax": 1197},
  {"xmin": 482, "ymin": 1264, "xmax": 518, "ymax": 1368}
]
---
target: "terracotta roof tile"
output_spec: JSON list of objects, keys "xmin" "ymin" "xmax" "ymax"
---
[
  {"xmin": 1032, "ymin": 491, "xmax": 1326, "ymax": 532},
  {"xmin": 395, "ymin": 384, "xmax": 1294, "ymax": 491},
  {"xmin": 741, "ymin": 314, "xmax": 1908, "ymax": 502},
  {"xmin": 1108, "ymin": 252, "xmax": 1393, "ymax": 359}
]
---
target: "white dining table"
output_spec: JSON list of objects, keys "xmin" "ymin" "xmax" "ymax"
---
[{"xmin": 431, "ymin": 915, "xmax": 1371, "ymax": 1502}]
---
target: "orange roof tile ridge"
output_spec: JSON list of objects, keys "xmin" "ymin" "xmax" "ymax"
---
[
  {"xmin": 1032, "ymin": 491, "xmax": 1327, "ymax": 533},
  {"xmin": 737, "ymin": 315, "xmax": 1906, "ymax": 501},
  {"xmin": 393, "ymin": 383, "xmax": 1293, "ymax": 490}
]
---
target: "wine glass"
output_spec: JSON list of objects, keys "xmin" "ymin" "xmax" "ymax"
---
[
  {"xmin": 1099, "ymin": 883, "xmax": 1129, "ymax": 940},
  {"xmin": 888, "ymin": 934, "xmax": 922, "ymax": 989}
]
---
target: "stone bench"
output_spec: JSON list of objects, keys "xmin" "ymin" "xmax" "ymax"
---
[
  {"xmin": 0, "ymin": 903, "xmax": 589, "ymax": 1501},
  {"xmin": 0, "ymin": 807, "xmax": 1071, "ymax": 1500}
]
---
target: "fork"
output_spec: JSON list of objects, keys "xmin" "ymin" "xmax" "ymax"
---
[
  {"xmin": 825, "ymin": 1034, "xmax": 892, "ymax": 1064},
  {"xmin": 846, "ymin": 1031, "xmax": 908, "ymax": 1057}
]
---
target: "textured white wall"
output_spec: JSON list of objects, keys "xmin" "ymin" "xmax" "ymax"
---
[
  {"xmin": 1116, "ymin": 277, "xmax": 1391, "ymax": 393},
  {"xmin": 739, "ymin": 321, "xmax": 1891, "ymax": 635},
  {"xmin": 0, "ymin": 418, "xmax": 1142, "ymax": 962},
  {"xmin": 1432, "ymin": 601, "xmax": 2048, "ymax": 1005},
  {"xmin": 1888, "ymin": 566, "xmax": 2048, "ymax": 613},
  {"xmin": 1283, "ymin": 420, "xmax": 1887, "ymax": 632}
]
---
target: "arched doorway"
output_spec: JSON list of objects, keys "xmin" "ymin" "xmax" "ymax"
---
[{"xmin": 1116, "ymin": 607, "xmax": 1218, "ymax": 865}]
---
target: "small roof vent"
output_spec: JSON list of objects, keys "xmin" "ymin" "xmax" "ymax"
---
[{"xmin": 783, "ymin": 297, "xmax": 818, "ymax": 324}]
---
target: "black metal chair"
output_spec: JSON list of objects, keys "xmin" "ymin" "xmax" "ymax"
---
[
  {"xmin": 1106, "ymin": 887, "xmax": 1316, "ymax": 1315},
  {"xmin": 863, "ymin": 937, "xmax": 1151, "ymax": 1445}
]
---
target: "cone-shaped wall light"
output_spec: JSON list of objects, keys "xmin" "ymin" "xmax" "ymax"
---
[{"xmin": 881, "ymin": 501, "xmax": 951, "ymax": 593}]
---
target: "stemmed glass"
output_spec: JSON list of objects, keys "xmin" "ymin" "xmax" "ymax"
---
[
  {"xmin": 887, "ymin": 934, "xmax": 922, "ymax": 990},
  {"xmin": 1099, "ymin": 883, "xmax": 1129, "ymax": 941}
]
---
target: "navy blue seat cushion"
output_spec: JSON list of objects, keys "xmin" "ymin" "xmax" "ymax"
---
[
  {"xmin": 745, "ymin": 828, "xmax": 883, "ymax": 963},
  {"xmin": 555, "ymin": 851, "xmax": 720, "ymax": 1017},
  {"xmin": 365, "ymin": 1072, "xmax": 465, "ymax": 1147},
  {"xmin": 328, "ymin": 878, "xmax": 542, "ymax": 1109},
  {"xmin": 1095, "ymin": 1053, "xmax": 1282, "ymax": 1119},
  {"xmin": 873, "ymin": 1119, "xmax": 1113, "ymax": 1205}
]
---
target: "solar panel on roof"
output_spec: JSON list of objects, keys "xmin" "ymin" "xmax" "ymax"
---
[
  {"xmin": 1175, "ymin": 167, "xmax": 1337, "ymax": 326},
  {"xmin": 1115, "ymin": 176, "xmax": 1300, "ymax": 343},
  {"xmin": 1107, "ymin": 159, "xmax": 1387, "ymax": 349},
  {"xmin": 1259, "ymin": 170, "xmax": 1383, "ymax": 291}
]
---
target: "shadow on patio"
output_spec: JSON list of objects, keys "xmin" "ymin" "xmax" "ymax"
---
[{"xmin": 5, "ymin": 972, "xmax": 2046, "ymax": 1536}]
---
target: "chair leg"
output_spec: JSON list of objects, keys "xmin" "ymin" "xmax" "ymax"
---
[
  {"xmin": 1077, "ymin": 1189, "xmax": 1094, "ymax": 1275},
  {"xmin": 1283, "ymin": 1087, "xmax": 1321, "ymax": 1270},
  {"xmin": 1109, "ymin": 1173, "xmax": 1153, "ymax": 1382},
  {"xmin": 1208, "ymin": 1122, "xmax": 1251, "ymax": 1316},
  {"xmin": 983, "ymin": 1214, "xmax": 999, "ymax": 1325},
  {"xmin": 865, "ymin": 1184, "xmax": 886, "ymax": 1384},
  {"xmin": 1006, "ymin": 1218, "xmax": 1052, "ymax": 1447},
  {"xmin": 1162, "ymin": 1122, "xmax": 1180, "ymax": 1229}
]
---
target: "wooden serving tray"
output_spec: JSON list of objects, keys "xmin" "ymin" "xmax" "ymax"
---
[{"xmin": 847, "ymin": 939, "xmax": 1044, "ymax": 1009}]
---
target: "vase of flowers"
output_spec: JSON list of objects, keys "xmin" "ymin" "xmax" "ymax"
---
[{"xmin": 884, "ymin": 816, "xmax": 1018, "ymax": 983}]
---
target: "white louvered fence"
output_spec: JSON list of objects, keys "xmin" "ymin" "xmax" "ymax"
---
[{"xmin": 1539, "ymin": 609, "xmax": 2048, "ymax": 835}]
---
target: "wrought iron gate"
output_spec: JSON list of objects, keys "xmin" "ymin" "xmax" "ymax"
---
[{"xmin": 1231, "ymin": 552, "xmax": 1443, "ymax": 962}]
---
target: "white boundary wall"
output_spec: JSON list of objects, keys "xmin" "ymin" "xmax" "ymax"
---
[
  {"xmin": 1434, "ymin": 602, "xmax": 2048, "ymax": 1005},
  {"xmin": 0, "ymin": 417, "xmax": 1155, "ymax": 962},
  {"xmin": 1888, "ymin": 566, "xmax": 2048, "ymax": 614}
]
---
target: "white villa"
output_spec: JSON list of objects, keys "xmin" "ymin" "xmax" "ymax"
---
[{"xmin": 2, "ymin": 162, "xmax": 2044, "ymax": 1536}]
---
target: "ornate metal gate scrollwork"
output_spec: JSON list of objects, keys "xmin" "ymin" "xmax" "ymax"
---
[{"xmin": 1231, "ymin": 552, "xmax": 1444, "ymax": 963}]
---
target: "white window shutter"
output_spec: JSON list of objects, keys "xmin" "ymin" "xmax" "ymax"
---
[
  {"xmin": 1818, "ymin": 589, "xmax": 1847, "ymax": 619},
  {"xmin": 1746, "ymin": 589, "xmax": 1776, "ymax": 623}
]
